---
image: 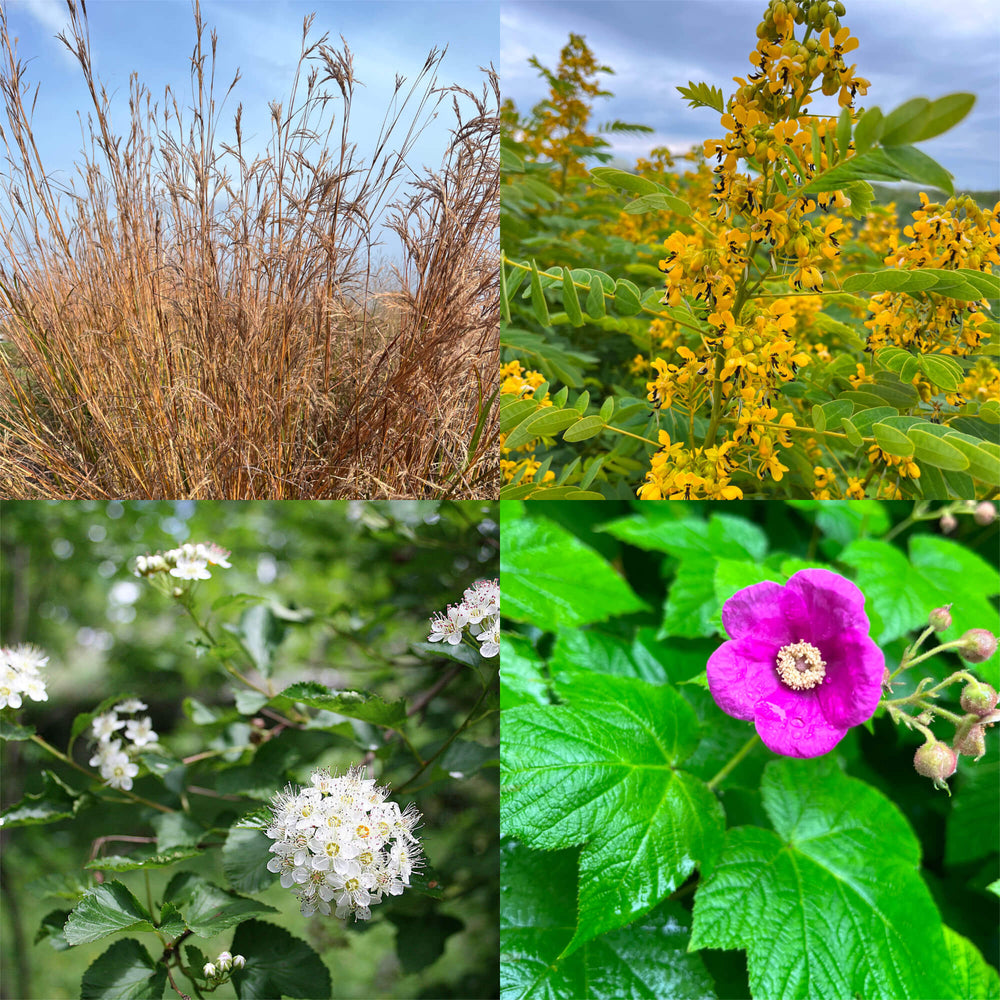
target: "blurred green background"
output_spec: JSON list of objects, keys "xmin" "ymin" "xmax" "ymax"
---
[{"xmin": 1, "ymin": 500, "xmax": 499, "ymax": 1000}]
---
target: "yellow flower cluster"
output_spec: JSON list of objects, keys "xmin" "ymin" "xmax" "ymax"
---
[{"xmin": 499, "ymin": 361, "xmax": 556, "ymax": 485}]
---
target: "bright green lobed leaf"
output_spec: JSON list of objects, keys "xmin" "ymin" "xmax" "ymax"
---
[
  {"xmin": 230, "ymin": 919, "xmax": 332, "ymax": 999},
  {"xmin": 223, "ymin": 827, "xmax": 275, "ymax": 894},
  {"xmin": 64, "ymin": 881, "xmax": 156, "ymax": 946},
  {"xmin": 943, "ymin": 927, "xmax": 1000, "ymax": 1000},
  {"xmin": 83, "ymin": 847, "xmax": 203, "ymax": 871},
  {"xmin": 500, "ymin": 517, "xmax": 647, "ymax": 629},
  {"xmin": 162, "ymin": 873, "xmax": 277, "ymax": 937},
  {"xmin": 1, "ymin": 769, "xmax": 86, "ymax": 828},
  {"xmin": 690, "ymin": 758, "xmax": 956, "ymax": 1000},
  {"xmin": 500, "ymin": 634, "xmax": 549, "ymax": 709},
  {"xmin": 502, "ymin": 671, "xmax": 724, "ymax": 955},
  {"xmin": 80, "ymin": 939, "xmax": 167, "ymax": 1000},
  {"xmin": 501, "ymin": 841, "xmax": 715, "ymax": 1000},
  {"xmin": 272, "ymin": 681, "xmax": 405, "ymax": 726}
]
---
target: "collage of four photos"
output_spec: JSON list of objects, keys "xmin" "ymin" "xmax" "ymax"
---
[{"xmin": 1, "ymin": 0, "xmax": 999, "ymax": 998}]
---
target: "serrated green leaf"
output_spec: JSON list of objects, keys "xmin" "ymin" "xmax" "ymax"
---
[
  {"xmin": 35, "ymin": 908, "xmax": 72, "ymax": 951},
  {"xmin": 690, "ymin": 758, "xmax": 956, "ymax": 1000},
  {"xmin": 272, "ymin": 682, "xmax": 405, "ymax": 726},
  {"xmin": 80, "ymin": 939, "xmax": 166, "ymax": 1000},
  {"xmin": 0, "ymin": 769, "xmax": 84, "ymax": 828},
  {"xmin": 231, "ymin": 919, "xmax": 332, "ymax": 999},
  {"xmin": 944, "ymin": 927, "xmax": 1000, "ymax": 1000},
  {"xmin": 0, "ymin": 718, "xmax": 35, "ymax": 740},
  {"xmin": 502, "ymin": 672, "xmax": 724, "ymax": 955},
  {"xmin": 64, "ymin": 882, "xmax": 155, "ymax": 946},
  {"xmin": 500, "ymin": 517, "xmax": 646, "ymax": 629},
  {"xmin": 501, "ymin": 842, "xmax": 714, "ymax": 1000},
  {"xmin": 163, "ymin": 876, "xmax": 277, "ymax": 938},
  {"xmin": 222, "ymin": 827, "xmax": 275, "ymax": 894},
  {"xmin": 84, "ymin": 847, "xmax": 202, "ymax": 871},
  {"xmin": 225, "ymin": 603, "xmax": 287, "ymax": 679}
]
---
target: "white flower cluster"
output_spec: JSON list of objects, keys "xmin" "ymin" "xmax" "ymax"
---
[
  {"xmin": 134, "ymin": 542, "xmax": 232, "ymax": 581},
  {"xmin": 88, "ymin": 700, "xmax": 158, "ymax": 791},
  {"xmin": 204, "ymin": 950, "xmax": 245, "ymax": 979},
  {"xmin": 0, "ymin": 644, "xmax": 49, "ymax": 709},
  {"xmin": 427, "ymin": 578, "xmax": 500, "ymax": 658},
  {"xmin": 265, "ymin": 765, "xmax": 422, "ymax": 921}
]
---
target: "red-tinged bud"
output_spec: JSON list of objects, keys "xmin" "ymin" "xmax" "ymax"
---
[
  {"xmin": 953, "ymin": 724, "xmax": 986, "ymax": 761},
  {"xmin": 960, "ymin": 680, "xmax": 999, "ymax": 717},
  {"xmin": 958, "ymin": 629, "xmax": 998, "ymax": 664},
  {"xmin": 913, "ymin": 739, "xmax": 958, "ymax": 791},
  {"xmin": 928, "ymin": 605, "xmax": 952, "ymax": 632},
  {"xmin": 974, "ymin": 501, "xmax": 996, "ymax": 526}
]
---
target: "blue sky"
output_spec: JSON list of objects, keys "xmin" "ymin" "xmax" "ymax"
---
[
  {"xmin": 3, "ymin": 0, "xmax": 498, "ymax": 263},
  {"xmin": 502, "ymin": 0, "xmax": 1000, "ymax": 191}
]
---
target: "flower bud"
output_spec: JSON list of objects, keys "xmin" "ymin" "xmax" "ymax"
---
[
  {"xmin": 973, "ymin": 501, "xmax": 996, "ymax": 526},
  {"xmin": 958, "ymin": 629, "xmax": 998, "ymax": 664},
  {"xmin": 233, "ymin": 955, "xmax": 246, "ymax": 970},
  {"xmin": 928, "ymin": 605, "xmax": 952, "ymax": 631},
  {"xmin": 960, "ymin": 679, "xmax": 999, "ymax": 716},
  {"xmin": 939, "ymin": 512, "xmax": 958, "ymax": 534},
  {"xmin": 953, "ymin": 724, "xmax": 986, "ymax": 761},
  {"xmin": 913, "ymin": 739, "xmax": 957, "ymax": 791},
  {"xmin": 217, "ymin": 951, "xmax": 232, "ymax": 971},
  {"xmin": 204, "ymin": 963, "xmax": 217, "ymax": 979}
]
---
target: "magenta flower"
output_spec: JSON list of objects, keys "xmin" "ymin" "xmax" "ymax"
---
[{"xmin": 707, "ymin": 568, "xmax": 884, "ymax": 758}]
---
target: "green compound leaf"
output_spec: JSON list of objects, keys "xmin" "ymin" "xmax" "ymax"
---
[
  {"xmin": 501, "ymin": 841, "xmax": 714, "ymax": 1000},
  {"xmin": 501, "ymin": 672, "xmax": 724, "ymax": 956},
  {"xmin": 80, "ymin": 938, "xmax": 167, "ymax": 1000},
  {"xmin": 272, "ymin": 681, "xmax": 406, "ymax": 726},
  {"xmin": 690, "ymin": 758, "xmax": 956, "ymax": 1000},
  {"xmin": 801, "ymin": 144, "xmax": 954, "ymax": 196},
  {"xmin": 231, "ymin": 919, "xmax": 332, "ymax": 1000},
  {"xmin": 561, "ymin": 267, "xmax": 584, "ymax": 327},
  {"xmin": 944, "ymin": 927, "xmax": 1000, "ymax": 1000},
  {"xmin": 64, "ymin": 881, "xmax": 156, "ymax": 946},
  {"xmin": 500, "ymin": 517, "xmax": 647, "ymax": 629}
]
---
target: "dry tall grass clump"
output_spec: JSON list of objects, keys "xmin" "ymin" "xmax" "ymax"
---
[{"xmin": 0, "ymin": 0, "xmax": 498, "ymax": 498}]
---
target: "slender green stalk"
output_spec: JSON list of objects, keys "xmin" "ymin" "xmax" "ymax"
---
[{"xmin": 707, "ymin": 734, "xmax": 760, "ymax": 791}]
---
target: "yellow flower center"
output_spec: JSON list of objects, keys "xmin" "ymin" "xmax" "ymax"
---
[{"xmin": 775, "ymin": 640, "xmax": 826, "ymax": 690}]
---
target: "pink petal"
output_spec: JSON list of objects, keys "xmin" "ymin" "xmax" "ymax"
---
[
  {"xmin": 707, "ymin": 638, "xmax": 785, "ymax": 720},
  {"xmin": 721, "ymin": 580, "xmax": 803, "ymax": 643},
  {"xmin": 784, "ymin": 568, "xmax": 869, "ymax": 642},
  {"xmin": 753, "ymin": 691, "xmax": 846, "ymax": 758},
  {"xmin": 817, "ymin": 630, "xmax": 884, "ymax": 728}
]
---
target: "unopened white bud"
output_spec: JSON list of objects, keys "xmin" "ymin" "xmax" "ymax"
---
[
  {"xmin": 217, "ymin": 951, "xmax": 232, "ymax": 971},
  {"xmin": 203, "ymin": 962, "xmax": 216, "ymax": 978},
  {"xmin": 232, "ymin": 954, "xmax": 246, "ymax": 969}
]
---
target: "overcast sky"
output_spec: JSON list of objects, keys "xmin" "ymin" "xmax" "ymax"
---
[
  {"xmin": 2, "ymin": 0, "xmax": 498, "ymax": 262},
  {"xmin": 502, "ymin": 0, "xmax": 1000, "ymax": 191}
]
